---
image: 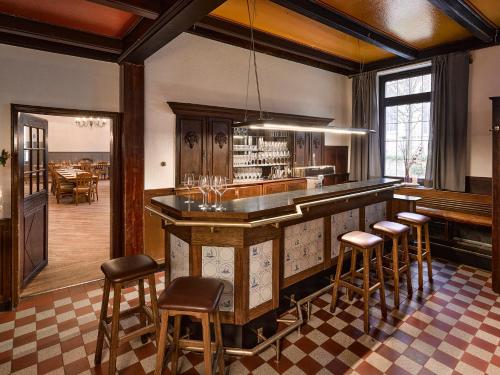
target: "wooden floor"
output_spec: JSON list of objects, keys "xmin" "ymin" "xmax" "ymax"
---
[{"xmin": 21, "ymin": 180, "xmax": 110, "ymax": 296}]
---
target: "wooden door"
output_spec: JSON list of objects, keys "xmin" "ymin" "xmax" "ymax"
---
[
  {"xmin": 310, "ymin": 132, "xmax": 323, "ymax": 165},
  {"xmin": 176, "ymin": 116, "xmax": 206, "ymax": 186},
  {"xmin": 18, "ymin": 114, "xmax": 48, "ymax": 287},
  {"xmin": 207, "ymin": 117, "xmax": 232, "ymax": 180},
  {"xmin": 294, "ymin": 132, "xmax": 309, "ymax": 166},
  {"xmin": 491, "ymin": 97, "xmax": 500, "ymax": 293}
]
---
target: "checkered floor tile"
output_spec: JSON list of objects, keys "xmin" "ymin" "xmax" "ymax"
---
[{"xmin": 1, "ymin": 259, "xmax": 500, "ymax": 374}]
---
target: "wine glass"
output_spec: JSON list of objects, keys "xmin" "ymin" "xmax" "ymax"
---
[
  {"xmin": 216, "ymin": 177, "xmax": 228, "ymax": 211},
  {"xmin": 210, "ymin": 175, "xmax": 220, "ymax": 208},
  {"xmin": 198, "ymin": 175, "xmax": 209, "ymax": 210},
  {"xmin": 183, "ymin": 173, "xmax": 194, "ymax": 203}
]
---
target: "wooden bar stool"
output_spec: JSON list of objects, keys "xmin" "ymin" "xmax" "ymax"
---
[
  {"xmin": 371, "ymin": 221, "xmax": 413, "ymax": 308},
  {"xmin": 397, "ymin": 212, "xmax": 433, "ymax": 290},
  {"xmin": 95, "ymin": 254, "xmax": 160, "ymax": 375},
  {"xmin": 155, "ymin": 276, "xmax": 225, "ymax": 375},
  {"xmin": 331, "ymin": 231, "xmax": 387, "ymax": 333}
]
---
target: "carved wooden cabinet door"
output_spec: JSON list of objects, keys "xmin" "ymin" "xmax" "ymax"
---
[
  {"xmin": 294, "ymin": 131, "xmax": 308, "ymax": 166},
  {"xmin": 207, "ymin": 118, "xmax": 232, "ymax": 179},
  {"xmin": 310, "ymin": 132, "xmax": 324, "ymax": 165},
  {"xmin": 176, "ymin": 116, "xmax": 206, "ymax": 186}
]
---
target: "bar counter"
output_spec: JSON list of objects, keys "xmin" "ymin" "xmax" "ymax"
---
[{"xmin": 149, "ymin": 178, "xmax": 401, "ymax": 348}]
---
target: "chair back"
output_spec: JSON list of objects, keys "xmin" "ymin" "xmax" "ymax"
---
[{"xmin": 75, "ymin": 172, "xmax": 93, "ymax": 189}]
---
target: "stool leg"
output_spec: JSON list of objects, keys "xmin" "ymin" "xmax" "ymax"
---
[
  {"xmin": 348, "ymin": 247, "xmax": 356, "ymax": 301},
  {"xmin": 362, "ymin": 248, "xmax": 371, "ymax": 333},
  {"xmin": 148, "ymin": 274, "xmax": 160, "ymax": 346},
  {"xmin": 425, "ymin": 223, "xmax": 433, "ymax": 283},
  {"xmin": 214, "ymin": 310, "xmax": 225, "ymax": 375},
  {"xmin": 154, "ymin": 311, "xmax": 169, "ymax": 375},
  {"xmin": 94, "ymin": 278, "xmax": 110, "ymax": 365},
  {"xmin": 108, "ymin": 283, "xmax": 122, "ymax": 375},
  {"xmin": 403, "ymin": 232, "xmax": 413, "ymax": 297},
  {"xmin": 331, "ymin": 242, "xmax": 346, "ymax": 313},
  {"xmin": 171, "ymin": 315, "xmax": 182, "ymax": 375},
  {"xmin": 375, "ymin": 244, "xmax": 388, "ymax": 321},
  {"xmin": 138, "ymin": 279, "xmax": 148, "ymax": 344},
  {"xmin": 201, "ymin": 313, "xmax": 213, "ymax": 375},
  {"xmin": 416, "ymin": 224, "xmax": 424, "ymax": 291},
  {"xmin": 392, "ymin": 237, "xmax": 400, "ymax": 308}
]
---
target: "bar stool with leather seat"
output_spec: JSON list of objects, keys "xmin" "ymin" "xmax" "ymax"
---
[
  {"xmin": 95, "ymin": 254, "xmax": 160, "ymax": 374},
  {"xmin": 331, "ymin": 231, "xmax": 387, "ymax": 333},
  {"xmin": 396, "ymin": 212, "xmax": 433, "ymax": 291},
  {"xmin": 371, "ymin": 220, "xmax": 413, "ymax": 308},
  {"xmin": 154, "ymin": 276, "xmax": 225, "ymax": 375}
]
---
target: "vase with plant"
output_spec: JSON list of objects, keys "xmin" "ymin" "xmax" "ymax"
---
[
  {"xmin": 399, "ymin": 136, "xmax": 423, "ymax": 183},
  {"xmin": 0, "ymin": 149, "xmax": 10, "ymax": 167}
]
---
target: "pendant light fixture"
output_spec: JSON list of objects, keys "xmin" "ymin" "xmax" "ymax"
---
[{"xmin": 234, "ymin": 0, "xmax": 372, "ymax": 135}]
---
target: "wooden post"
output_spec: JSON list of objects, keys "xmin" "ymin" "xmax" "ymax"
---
[
  {"xmin": 491, "ymin": 97, "xmax": 500, "ymax": 293},
  {"xmin": 120, "ymin": 62, "xmax": 145, "ymax": 256}
]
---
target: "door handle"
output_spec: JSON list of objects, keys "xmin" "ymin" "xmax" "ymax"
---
[{"xmin": 491, "ymin": 125, "xmax": 500, "ymax": 132}]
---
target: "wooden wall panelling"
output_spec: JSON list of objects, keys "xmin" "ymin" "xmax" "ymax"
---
[
  {"xmin": 176, "ymin": 116, "xmax": 206, "ymax": 186},
  {"xmin": 120, "ymin": 62, "xmax": 145, "ymax": 256},
  {"xmin": 310, "ymin": 132, "xmax": 324, "ymax": 165},
  {"xmin": 263, "ymin": 181, "xmax": 288, "ymax": 195},
  {"xmin": 144, "ymin": 188, "xmax": 174, "ymax": 262},
  {"xmin": 0, "ymin": 219, "xmax": 11, "ymax": 310},
  {"xmin": 465, "ymin": 176, "xmax": 492, "ymax": 196},
  {"xmin": 491, "ymin": 97, "xmax": 500, "ymax": 293},
  {"xmin": 294, "ymin": 131, "xmax": 308, "ymax": 166},
  {"xmin": 237, "ymin": 184, "xmax": 262, "ymax": 198},
  {"xmin": 323, "ymin": 145, "xmax": 349, "ymax": 172},
  {"xmin": 208, "ymin": 117, "xmax": 233, "ymax": 178}
]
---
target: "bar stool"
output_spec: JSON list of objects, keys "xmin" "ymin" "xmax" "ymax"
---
[
  {"xmin": 371, "ymin": 221, "xmax": 412, "ymax": 308},
  {"xmin": 331, "ymin": 231, "xmax": 387, "ymax": 333},
  {"xmin": 397, "ymin": 212, "xmax": 433, "ymax": 290},
  {"xmin": 155, "ymin": 276, "xmax": 225, "ymax": 375},
  {"xmin": 95, "ymin": 254, "xmax": 160, "ymax": 375}
]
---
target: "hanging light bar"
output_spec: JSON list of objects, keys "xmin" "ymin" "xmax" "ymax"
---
[{"xmin": 235, "ymin": 120, "xmax": 374, "ymax": 135}]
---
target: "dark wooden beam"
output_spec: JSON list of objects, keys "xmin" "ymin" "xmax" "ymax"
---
[
  {"xmin": 119, "ymin": 63, "xmax": 145, "ymax": 255},
  {"xmin": 0, "ymin": 31, "xmax": 119, "ymax": 62},
  {"xmin": 119, "ymin": 0, "xmax": 226, "ymax": 63},
  {"xmin": 270, "ymin": 0, "xmax": 417, "ymax": 60},
  {"xmin": 427, "ymin": 0, "xmax": 497, "ymax": 43},
  {"xmin": 87, "ymin": 0, "xmax": 160, "ymax": 19},
  {"xmin": 190, "ymin": 16, "xmax": 359, "ymax": 75},
  {"xmin": 0, "ymin": 13, "xmax": 122, "ymax": 54}
]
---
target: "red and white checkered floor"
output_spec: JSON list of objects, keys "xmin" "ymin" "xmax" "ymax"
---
[{"xmin": 1, "ymin": 259, "xmax": 499, "ymax": 374}]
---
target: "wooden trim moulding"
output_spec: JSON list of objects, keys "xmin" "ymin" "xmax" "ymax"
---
[{"xmin": 87, "ymin": 0, "xmax": 161, "ymax": 20}]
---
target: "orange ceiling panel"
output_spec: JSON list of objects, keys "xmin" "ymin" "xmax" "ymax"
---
[
  {"xmin": 319, "ymin": 0, "xmax": 472, "ymax": 49},
  {"xmin": 0, "ymin": 0, "xmax": 138, "ymax": 38},
  {"xmin": 211, "ymin": 0, "xmax": 392, "ymax": 63},
  {"xmin": 467, "ymin": 0, "xmax": 500, "ymax": 27}
]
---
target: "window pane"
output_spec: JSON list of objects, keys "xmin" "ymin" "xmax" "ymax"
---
[
  {"xmin": 423, "ymin": 102, "xmax": 430, "ymax": 121},
  {"xmin": 397, "ymin": 105, "xmax": 410, "ymax": 123},
  {"xmin": 24, "ymin": 126, "xmax": 31, "ymax": 149},
  {"xmin": 422, "ymin": 74, "xmax": 431, "ymax": 92},
  {"xmin": 397, "ymin": 78, "xmax": 410, "ymax": 96},
  {"xmin": 385, "ymin": 106, "xmax": 397, "ymax": 124},
  {"xmin": 32, "ymin": 128, "xmax": 38, "ymax": 148},
  {"xmin": 409, "ymin": 76, "xmax": 423, "ymax": 94},
  {"xmin": 385, "ymin": 81, "xmax": 397, "ymax": 98},
  {"xmin": 386, "ymin": 123, "xmax": 397, "ymax": 141},
  {"xmin": 410, "ymin": 103, "xmax": 423, "ymax": 122}
]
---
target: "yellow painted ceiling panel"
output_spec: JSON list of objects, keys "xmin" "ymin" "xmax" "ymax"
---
[
  {"xmin": 211, "ymin": 0, "xmax": 393, "ymax": 63},
  {"xmin": 467, "ymin": 0, "xmax": 500, "ymax": 27},
  {"xmin": 319, "ymin": 0, "xmax": 472, "ymax": 49}
]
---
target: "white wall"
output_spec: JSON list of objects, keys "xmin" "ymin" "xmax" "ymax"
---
[
  {"xmin": 145, "ymin": 33, "xmax": 351, "ymax": 189},
  {"xmin": 38, "ymin": 115, "xmax": 111, "ymax": 152},
  {"xmin": 468, "ymin": 46, "xmax": 499, "ymax": 177},
  {"xmin": 0, "ymin": 44, "xmax": 119, "ymax": 216}
]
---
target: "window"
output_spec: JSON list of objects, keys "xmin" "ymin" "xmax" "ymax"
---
[{"xmin": 379, "ymin": 67, "xmax": 431, "ymax": 179}]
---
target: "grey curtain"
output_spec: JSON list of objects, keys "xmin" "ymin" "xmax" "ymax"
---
[
  {"xmin": 425, "ymin": 52, "xmax": 470, "ymax": 191},
  {"xmin": 350, "ymin": 71, "xmax": 381, "ymax": 181}
]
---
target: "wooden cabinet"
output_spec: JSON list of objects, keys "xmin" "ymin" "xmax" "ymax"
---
[
  {"xmin": 176, "ymin": 116, "xmax": 232, "ymax": 186},
  {"xmin": 263, "ymin": 181, "xmax": 288, "ymax": 195},
  {"xmin": 237, "ymin": 185, "xmax": 262, "ymax": 198},
  {"xmin": 287, "ymin": 179, "xmax": 307, "ymax": 191},
  {"xmin": 294, "ymin": 132, "xmax": 323, "ymax": 166}
]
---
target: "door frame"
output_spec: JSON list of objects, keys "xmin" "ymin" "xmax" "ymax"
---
[{"xmin": 11, "ymin": 104, "xmax": 122, "ymax": 306}]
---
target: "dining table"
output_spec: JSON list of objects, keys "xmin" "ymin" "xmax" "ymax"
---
[{"xmin": 56, "ymin": 168, "xmax": 98, "ymax": 183}]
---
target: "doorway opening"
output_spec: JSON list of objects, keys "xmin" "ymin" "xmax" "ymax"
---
[{"xmin": 11, "ymin": 105, "xmax": 121, "ymax": 304}]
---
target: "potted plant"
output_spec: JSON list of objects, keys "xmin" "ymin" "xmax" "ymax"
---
[
  {"xmin": 0, "ymin": 149, "xmax": 10, "ymax": 167},
  {"xmin": 399, "ymin": 137, "xmax": 424, "ymax": 183}
]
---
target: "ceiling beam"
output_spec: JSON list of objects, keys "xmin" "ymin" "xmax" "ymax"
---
[
  {"xmin": 190, "ymin": 16, "xmax": 359, "ymax": 75},
  {"xmin": 427, "ymin": 0, "xmax": 496, "ymax": 43},
  {"xmin": 87, "ymin": 0, "xmax": 160, "ymax": 19},
  {"xmin": 119, "ymin": 0, "xmax": 226, "ymax": 63},
  {"xmin": 0, "ymin": 13, "xmax": 122, "ymax": 54},
  {"xmin": 270, "ymin": 0, "xmax": 418, "ymax": 60}
]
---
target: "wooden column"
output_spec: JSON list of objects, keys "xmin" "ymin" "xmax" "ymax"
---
[
  {"xmin": 491, "ymin": 97, "xmax": 500, "ymax": 293},
  {"xmin": 119, "ymin": 63, "xmax": 144, "ymax": 256}
]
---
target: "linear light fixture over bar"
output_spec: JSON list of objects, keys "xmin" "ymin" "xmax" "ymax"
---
[{"xmin": 235, "ymin": 120, "xmax": 374, "ymax": 135}]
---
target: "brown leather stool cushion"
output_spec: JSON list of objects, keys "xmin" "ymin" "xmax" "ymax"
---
[
  {"xmin": 372, "ymin": 220, "xmax": 409, "ymax": 236},
  {"xmin": 397, "ymin": 212, "xmax": 430, "ymax": 225},
  {"xmin": 158, "ymin": 277, "xmax": 224, "ymax": 313},
  {"xmin": 101, "ymin": 254, "xmax": 158, "ymax": 284},
  {"xmin": 340, "ymin": 231, "xmax": 383, "ymax": 249}
]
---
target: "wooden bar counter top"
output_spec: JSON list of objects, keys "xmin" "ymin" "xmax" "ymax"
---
[{"xmin": 149, "ymin": 178, "xmax": 401, "ymax": 348}]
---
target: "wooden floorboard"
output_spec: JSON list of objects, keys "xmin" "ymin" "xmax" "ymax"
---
[{"xmin": 21, "ymin": 180, "xmax": 110, "ymax": 296}]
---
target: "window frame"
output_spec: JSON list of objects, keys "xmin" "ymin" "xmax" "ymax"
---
[{"xmin": 378, "ymin": 66, "xmax": 432, "ymax": 178}]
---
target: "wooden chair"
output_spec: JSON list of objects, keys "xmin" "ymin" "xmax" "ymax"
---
[
  {"xmin": 73, "ymin": 172, "xmax": 93, "ymax": 205},
  {"xmin": 91, "ymin": 175, "xmax": 99, "ymax": 202},
  {"xmin": 54, "ymin": 174, "xmax": 73, "ymax": 203}
]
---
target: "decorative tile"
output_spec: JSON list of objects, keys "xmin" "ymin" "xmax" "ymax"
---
[
  {"xmin": 249, "ymin": 240, "xmax": 273, "ymax": 309},
  {"xmin": 365, "ymin": 202, "xmax": 387, "ymax": 229},
  {"xmin": 169, "ymin": 234, "xmax": 189, "ymax": 281},
  {"xmin": 331, "ymin": 209, "xmax": 360, "ymax": 258},
  {"xmin": 284, "ymin": 219, "xmax": 324, "ymax": 278},
  {"xmin": 201, "ymin": 246, "xmax": 235, "ymax": 312}
]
